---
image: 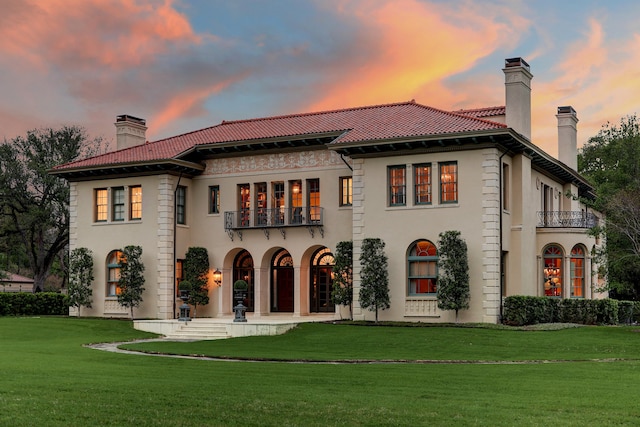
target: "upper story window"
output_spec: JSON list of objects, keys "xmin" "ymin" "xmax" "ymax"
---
[
  {"xmin": 95, "ymin": 189, "xmax": 108, "ymax": 222},
  {"xmin": 440, "ymin": 162, "xmax": 458, "ymax": 203},
  {"xmin": 307, "ymin": 178, "xmax": 320, "ymax": 222},
  {"xmin": 543, "ymin": 245, "xmax": 563, "ymax": 297},
  {"xmin": 290, "ymin": 180, "xmax": 303, "ymax": 224},
  {"xmin": 106, "ymin": 250, "xmax": 123, "ymax": 297},
  {"xmin": 238, "ymin": 184, "xmax": 250, "ymax": 226},
  {"xmin": 176, "ymin": 186, "xmax": 186, "ymax": 225},
  {"xmin": 414, "ymin": 163, "xmax": 432, "ymax": 205},
  {"xmin": 272, "ymin": 182, "xmax": 285, "ymax": 225},
  {"xmin": 209, "ymin": 185, "xmax": 220, "ymax": 214},
  {"xmin": 129, "ymin": 186, "xmax": 142, "ymax": 220},
  {"xmin": 388, "ymin": 165, "xmax": 406, "ymax": 206},
  {"xmin": 112, "ymin": 187, "xmax": 125, "ymax": 221},
  {"xmin": 502, "ymin": 163, "xmax": 509, "ymax": 211},
  {"xmin": 255, "ymin": 182, "xmax": 267, "ymax": 226},
  {"xmin": 407, "ymin": 240, "xmax": 438, "ymax": 295},
  {"xmin": 340, "ymin": 177, "xmax": 352, "ymax": 207}
]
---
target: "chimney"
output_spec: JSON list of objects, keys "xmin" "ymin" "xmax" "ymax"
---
[
  {"xmin": 115, "ymin": 115, "xmax": 147, "ymax": 150},
  {"xmin": 556, "ymin": 106, "xmax": 578, "ymax": 170},
  {"xmin": 503, "ymin": 57, "xmax": 533, "ymax": 141}
]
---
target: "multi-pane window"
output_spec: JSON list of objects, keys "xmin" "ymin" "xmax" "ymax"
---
[
  {"xmin": 307, "ymin": 178, "xmax": 320, "ymax": 222},
  {"xmin": 238, "ymin": 184, "xmax": 250, "ymax": 227},
  {"xmin": 440, "ymin": 162, "xmax": 458, "ymax": 203},
  {"xmin": 176, "ymin": 186, "xmax": 186, "ymax": 225},
  {"xmin": 408, "ymin": 240, "xmax": 438, "ymax": 295},
  {"xmin": 570, "ymin": 245, "xmax": 585, "ymax": 298},
  {"xmin": 106, "ymin": 250, "xmax": 123, "ymax": 297},
  {"xmin": 340, "ymin": 177, "xmax": 353, "ymax": 207},
  {"xmin": 95, "ymin": 189, "xmax": 108, "ymax": 222},
  {"xmin": 112, "ymin": 187, "xmax": 125, "ymax": 221},
  {"xmin": 255, "ymin": 182, "xmax": 267, "ymax": 226},
  {"xmin": 543, "ymin": 245, "xmax": 563, "ymax": 297},
  {"xmin": 208, "ymin": 185, "xmax": 220, "ymax": 214},
  {"xmin": 129, "ymin": 186, "xmax": 142, "ymax": 220},
  {"xmin": 290, "ymin": 180, "xmax": 302, "ymax": 224},
  {"xmin": 272, "ymin": 182, "xmax": 285, "ymax": 225},
  {"xmin": 388, "ymin": 165, "xmax": 406, "ymax": 206},
  {"xmin": 502, "ymin": 163, "xmax": 509, "ymax": 211},
  {"xmin": 414, "ymin": 164, "xmax": 432, "ymax": 205}
]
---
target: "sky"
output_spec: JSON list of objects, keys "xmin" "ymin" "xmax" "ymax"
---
[{"xmin": 2, "ymin": 0, "xmax": 640, "ymax": 157}]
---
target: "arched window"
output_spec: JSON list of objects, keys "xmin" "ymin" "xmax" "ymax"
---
[
  {"xmin": 106, "ymin": 250, "xmax": 123, "ymax": 297},
  {"xmin": 570, "ymin": 245, "xmax": 586, "ymax": 298},
  {"xmin": 408, "ymin": 240, "xmax": 438, "ymax": 295},
  {"xmin": 310, "ymin": 247, "xmax": 335, "ymax": 313},
  {"xmin": 543, "ymin": 245, "xmax": 563, "ymax": 297}
]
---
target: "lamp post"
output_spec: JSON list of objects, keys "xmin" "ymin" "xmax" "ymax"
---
[{"xmin": 178, "ymin": 289, "xmax": 191, "ymax": 322}]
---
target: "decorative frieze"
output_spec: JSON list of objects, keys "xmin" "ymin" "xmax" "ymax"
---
[{"xmin": 203, "ymin": 151, "xmax": 348, "ymax": 175}]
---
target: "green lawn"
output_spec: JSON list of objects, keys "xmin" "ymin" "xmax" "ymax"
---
[{"xmin": 2, "ymin": 318, "xmax": 640, "ymax": 426}]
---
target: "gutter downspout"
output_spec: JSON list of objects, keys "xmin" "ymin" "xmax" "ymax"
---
[
  {"xmin": 340, "ymin": 154, "xmax": 353, "ymax": 171},
  {"xmin": 172, "ymin": 172, "xmax": 183, "ymax": 319}
]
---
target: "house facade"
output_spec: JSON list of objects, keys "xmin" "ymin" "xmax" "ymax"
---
[{"xmin": 52, "ymin": 57, "xmax": 605, "ymax": 323}]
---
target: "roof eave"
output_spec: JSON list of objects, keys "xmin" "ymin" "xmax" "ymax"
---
[{"xmin": 49, "ymin": 159, "xmax": 205, "ymax": 181}]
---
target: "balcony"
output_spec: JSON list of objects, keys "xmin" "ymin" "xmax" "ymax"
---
[
  {"xmin": 224, "ymin": 207, "xmax": 324, "ymax": 240},
  {"xmin": 537, "ymin": 211, "xmax": 599, "ymax": 228}
]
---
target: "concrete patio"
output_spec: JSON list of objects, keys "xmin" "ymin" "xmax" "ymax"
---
[{"xmin": 134, "ymin": 313, "xmax": 337, "ymax": 340}]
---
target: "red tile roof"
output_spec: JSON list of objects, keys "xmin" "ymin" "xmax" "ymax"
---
[
  {"xmin": 54, "ymin": 101, "xmax": 506, "ymax": 170},
  {"xmin": 456, "ymin": 106, "xmax": 506, "ymax": 118}
]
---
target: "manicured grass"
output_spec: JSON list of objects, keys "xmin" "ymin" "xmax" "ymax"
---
[{"xmin": 2, "ymin": 317, "xmax": 640, "ymax": 426}]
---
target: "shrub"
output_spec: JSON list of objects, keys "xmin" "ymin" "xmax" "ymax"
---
[
  {"xmin": 503, "ymin": 296, "xmax": 621, "ymax": 326},
  {"xmin": 0, "ymin": 292, "xmax": 68, "ymax": 316}
]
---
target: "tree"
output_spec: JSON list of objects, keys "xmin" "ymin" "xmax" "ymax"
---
[
  {"xmin": 331, "ymin": 241, "xmax": 353, "ymax": 319},
  {"xmin": 68, "ymin": 248, "xmax": 94, "ymax": 317},
  {"xmin": 182, "ymin": 247, "xmax": 210, "ymax": 318},
  {"xmin": 117, "ymin": 245, "xmax": 145, "ymax": 319},
  {"xmin": 0, "ymin": 126, "xmax": 101, "ymax": 291},
  {"xmin": 359, "ymin": 238, "xmax": 390, "ymax": 323},
  {"xmin": 436, "ymin": 231, "xmax": 470, "ymax": 323},
  {"xmin": 578, "ymin": 115, "xmax": 640, "ymax": 299}
]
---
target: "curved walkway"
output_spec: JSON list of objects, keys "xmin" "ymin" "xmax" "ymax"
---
[{"xmin": 85, "ymin": 339, "xmax": 630, "ymax": 365}]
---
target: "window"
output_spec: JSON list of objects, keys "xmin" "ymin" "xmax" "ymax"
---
[
  {"xmin": 408, "ymin": 240, "xmax": 438, "ymax": 295},
  {"xmin": 543, "ymin": 245, "xmax": 563, "ymax": 297},
  {"xmin": 307, "ymin": 178, "xmax": 320, "ymax": 222},
  {"xmin": 129, "ymin": 186, "xmax": 142, "ymax": 220},
  {"xmin": 340, "ymin": 177, "xmax": 352, "ymax": 207},
  {"xmin": 95, "ymin": 189, "xmax": 108, "ymax": 222},
  {"xmin": 255, "ymin": 183, "xmax": 267, "ymax": 225},
  {"xmin": 290, "ymin": 180, "xmax": 302, "ymax": 224},
  {"xmin": 272, "ymin": 182, "xmax": 285, "ymax": 225},
  {"xmin": 440, "ymin": 162, "xmax": 458, "ymax": 203},
  {"xmin": 414, "ymin": 164, "xmax": 432, "ymax": 205},
  {"xmin": 570, "ymin": 245, "xmax": 585, "ymax": 298},
  {"xmin": 388, "ymin": 165, "xmax": 406, "ymax": 206},
  {"xmin": 112, "ymin": 187, "xmax": 125, "ymax": 221},
  {"xmin": 106, "ymin": 250, "xmax": 123, "ymax": 297},
  {"xmin": 175, "ymin": 259, "xmax": 184, "ymax": 297},
  {"xmin": 209, "ymin": 185, "xmax": 220, "ymax": 214},
  {"xmin": 238, "ymin": 184, "xmax": 250, "ymax": 227},
  {"xmin": 176, "ymin": 186, "xmax": 186, "ymax": 225},
  {"xmin": 502, "ymin": 163, "xmax": 509, "ymax": 211}
]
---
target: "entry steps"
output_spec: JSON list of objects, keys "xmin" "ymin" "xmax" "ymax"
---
[{"xmin": 164, "ymin": 320, "xmax": 229, "ymax": 340}]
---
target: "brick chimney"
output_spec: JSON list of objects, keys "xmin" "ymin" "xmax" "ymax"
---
[
  {"xmin": 503, "ymin": 57, "xmax": 533, "ymax": 141},
  {"xmin": 115, "ymin": 115, "xmax": 147, "ymax": 150},
  {"xmin": 556, "ymin": 106, "xmax": 578, "ymax": 170}
]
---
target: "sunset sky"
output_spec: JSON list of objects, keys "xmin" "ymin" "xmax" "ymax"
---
[{"xmin": 2, "ymin": 0, "xmax": 640, "ymax": 157}]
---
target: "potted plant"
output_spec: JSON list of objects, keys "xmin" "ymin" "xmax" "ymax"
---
[
  {"xmin": 178, "ymin": 280, "xmax": 191, "ymax": 302},
  {"xmin": 233, "ymin": 280, "xmax": 248, "ymax": 304}
]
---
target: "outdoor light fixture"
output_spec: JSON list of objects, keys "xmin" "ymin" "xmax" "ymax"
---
[{"xmin": 213, "ymin": 268, "xmax": 222, "ymax": 286}]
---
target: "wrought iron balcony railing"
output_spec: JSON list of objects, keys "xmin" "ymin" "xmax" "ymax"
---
[
  {"xmin": 224, "ymin": 207, "xmax": 324, "ymax": 240},
  {"xmin": 537, "ymin": 211, "xmax": 599, "ymax": 228}
]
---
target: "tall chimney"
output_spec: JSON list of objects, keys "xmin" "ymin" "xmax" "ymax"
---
[
  {"xmin": 115, "ymin": 115, "xmax": 147, "ymax": 150},
  {"xmin": 503, "ymin": 57, "xmax": 533, "ymax": 141},
  {"xmin": 556, "ymin": 106, "xmax": 578, "ymax": 170}
]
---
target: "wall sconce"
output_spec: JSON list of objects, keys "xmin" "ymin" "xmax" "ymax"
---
[{"xmin": 213, "ymin": 268, "xmax": 222, "ymax": 286}]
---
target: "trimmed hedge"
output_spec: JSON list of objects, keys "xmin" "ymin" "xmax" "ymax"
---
[
  {"xmin": 0, "ymin": 292, "xmax": 69, "ymax": 316},
  {"xmin": 502, "ymin": 296, "xmax": 634, "ymax": 326}
]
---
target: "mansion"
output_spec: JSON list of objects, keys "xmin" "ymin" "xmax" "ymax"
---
[{"xmin": 52, "ymin": 57, "xmax": 605, "ymax": 323}]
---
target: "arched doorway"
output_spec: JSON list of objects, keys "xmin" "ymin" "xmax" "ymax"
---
[
  {"xmin": 271, "ymin": 249, "xmax": 294, "ymax": 312},
  {"xmin": 234, "ymin": 250, "xmax": 254, "ymax": 311},
  {"xmin": 310, "ymin": 247, "xmax": 335, "ymax": 313}
]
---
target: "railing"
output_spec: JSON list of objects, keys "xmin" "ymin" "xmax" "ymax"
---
[
  {"xmin": 537, "ymin": 211, "xmax": 599, "ymax": 228},
  {"xmin": 224, "ymin": 207, "xmax": 324, "ymax": 230}
]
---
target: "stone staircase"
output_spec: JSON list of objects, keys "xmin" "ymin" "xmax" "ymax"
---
[{"xmin": 164, "ymin": 320, "xmax": 229, "ymax": 340}]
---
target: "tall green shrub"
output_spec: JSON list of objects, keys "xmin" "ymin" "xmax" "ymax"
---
[
  {"xmin": 182, "ymin": 247, "xmax": 210, "ymax": 318},
  {"xmin": 359, "ymin": 238, "xmax": 390, "ymax": 323},
  {"xmin": 436, "ymin": 231, "xmax": 470, "ymax": 323},
  {"xmin": 68, "ymin": 247, "xmax": 94, "ymax": 317},
  {"xmin": 331, "ymin": 241, "xmax": 353, "ymax": 319},
  {"xmin": 117, "ymin": 245, "xmax": 145, "ymax": 319}
]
